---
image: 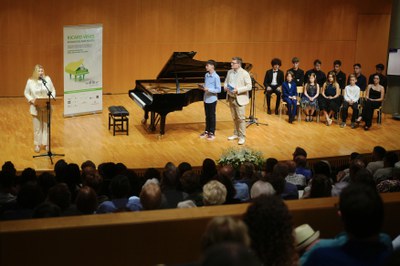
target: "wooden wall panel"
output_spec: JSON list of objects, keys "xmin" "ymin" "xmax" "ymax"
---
[{"xmin": 0, "ymin": 0, "xmax": 392, "ymax": 96}]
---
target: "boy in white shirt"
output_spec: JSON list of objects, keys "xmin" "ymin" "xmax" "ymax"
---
[{"xmin": 341, "ymin": 74, "xmax": 360, "ymax": 128}]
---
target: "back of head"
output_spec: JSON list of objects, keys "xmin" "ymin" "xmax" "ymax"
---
[
  {"xmin": 313, "ymin": 161, "xmax": 331, "ymax": 178},
  {"xmin": 178, "ymin": 162, "xmax": 192, "ymax": 176},
  {"xmin": 20, "ymin": 167, "xmax": 37, "ymax": 185},
  {"xmin": 32, "ymin": 202, "xmax": 61, "ymax": 218},
  {"xmin": 244, "ymin": 195, "xmax": 295, "ymax": 266},
  {"xmin": 203, "ymin": 180, "xmax": 227, "ymax": 206},
  {"xmin": 201, "ymin": 243, "xmax": 260, "ymax": 266},
  {"xmin": 110, "ymin": 175, "xmax": 131, "ymax": 199},
  {"xmin": 295, "ymin": 155, "xmax": 307, "ymax": 168},
  {"xmin": 37, "ymin": 172, "xmax": 57, "ymax": 197},
  {"xmin": 239, "ymin": 162, "xmax": 255, "ymax": 180},
  {"xmin": 140, "ymin": 182, "xmax": 162, "ymax": 210},
  {"xmin": 250, "ymin": 180, "xmax": 275, "ymax": 199},
  {"xmin": 293, "ymin": 147, "xmax": 307, "ymax": 159},
  {"xmin": 54, "ymin": 159, "xmax": 68, "ymax": 182},
  {"xmin": 273, "ymin": 162, "xmax": 289, "ymax": 179},
  {"xmin": 287, "ymin": 160, "xmax": 296, "ymax": 174},
  {"xmin": 202, "ymin": 216, "xmax": 250, "ymax": 251},
  {"xmin": 339, "ymin": 184, "xmax": 383, "ymax": 239},
  {"xmin": 349, "ymin": 159, "xmax": 366, "ymax": 181},
  {"xmin": 265, "ymin": 158, "xmax": 278, "ymax": 173},
  {"xmin": 17, "ymin": 182, "xmax": 45, "ymax": 209},
  {"xmin": 373, "ymin": 146, "xmax": 386, "ymax": 160},
  {"xmin": 81, "ymin": 160, "xmax": 96, "ymax": 171},
  {"xmin": 180, "ymin": 170, "xmax": 200, "ymax": 194},
  {"xmin": 161, "ymin": 168, "xmax": 178, "ymax": 191},
  {"xmin": 309, "ymin": 174, "xmax": 332, "ymax": 198},
  {"xmin": 2, "ymin": 161, "xmax": 16, "ymax": 176},
  {"xmin": 76, "ymin": 186, "xmax": 98, "ymax": 214},
  {"xmin": 47, "ymin": 183, "xmax": 71, "ymax": 211},
  {"xmin": 353, "ymin": 168, "xmax": 376, "ymax": 188},
  {"xmin": 267, "ymin": 173, "xmax": 285, "ymax": 195},
  {"xmin": 201, "ymin": 158, "xmax": 217, "ymax": 185}
]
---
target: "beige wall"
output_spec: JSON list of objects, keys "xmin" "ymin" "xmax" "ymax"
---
[{"xmin": 0, "ymin": 0, "xmax": 392, "ymax": 96}]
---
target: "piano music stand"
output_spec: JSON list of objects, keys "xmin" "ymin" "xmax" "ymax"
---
[
  {"xmin": 33, "ymin": 82, "xmax": 64, "ymax": 164},
  {"xmin": 246, "ymin": 77, "xmax": 268, "ymax": 127}
]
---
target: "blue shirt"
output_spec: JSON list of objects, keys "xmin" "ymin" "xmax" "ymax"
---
[
  {"xmin": 97, "ymin": 197, "xmax": 142, "ymax": 213},
  {"xmin": 204, "ymin": 71, "xmax": 221, "ymax": 103}
]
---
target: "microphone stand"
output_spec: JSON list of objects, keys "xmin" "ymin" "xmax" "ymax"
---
[
  {"xmin": 246, "ymin": 77, "xmax": 268, "ymax": 127},
  {"xmin": 33, "ymin": 79, "xmax": 64, "ymax": 164}
]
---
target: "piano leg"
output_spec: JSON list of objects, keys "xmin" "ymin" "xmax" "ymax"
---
[
  {"xmin": 149, "ymin": 112, "xmax": 156, "ymax": 132},
  {"xmin": 142, "ymin": 111, "xmax": 149, "ymax": 125},
  {"xmin": 160, "ymin": 115, "xmax": 166, "ymax": 135}
]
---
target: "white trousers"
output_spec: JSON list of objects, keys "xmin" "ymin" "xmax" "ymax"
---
[
  {"xmin": 32, "ymin": 106, "xmax": 49, "ymax": 146},
  {"xmin": 228, "ymin": 96, "xmax": 246, "ymax": 138}
]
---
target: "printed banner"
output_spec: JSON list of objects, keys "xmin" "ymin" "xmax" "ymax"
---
[{"xmin": 63, "ymin": 24, "xmax": 102, "ymax": 116}]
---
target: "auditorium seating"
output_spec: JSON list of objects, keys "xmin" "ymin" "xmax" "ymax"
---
[{"xmin": 1, "ymin": 192, "xmax": 399, "ymax": 266}]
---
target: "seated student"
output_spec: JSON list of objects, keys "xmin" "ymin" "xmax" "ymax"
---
[
  {"xmin": 341, "ymin": 74, "xmax": 360, "ymax": 129},
  {"xmin": 347, "ymin": 63, "xmax": 367, "ymax": 92},
  {"xmin": 287, "ymin": 57, "xmax": 305, "ymax": 87},
  {"xmin": 332, "ymin": 60, "xmax": 346, "ymax": 91},
  {"xmin": 305, "ymin": 59, "xmax": 326, "ymax": 88},
  {"xmin": 319, "ymin": 72, "xmax": 341, "ymax": 126},
  {"xmin": 374, "ymin": 152, "xmax": 399, "ymax": 184},
  {"xmin": 368, "ymin": 63, "xmax": 387, "ymax": 92},
  {"xmin": 282, "ymin": 71, "xmax": 298, "ymax": 123},
  {"xmin": 356, "ymin": 74, "xmax": 385, "ymax": 130},
  {"xmin": 303, "ymin": 184, "xmax": 393, "ymax": 266},
  {"xmin": 301, "ymin": 73, "xmax": 319, "ymax": 122},
  {"xmin": 263, "ymin": 58, "xmax": 284, "ymax": 115},
  {"xmin": 285, "ymin": 160, "xmax": 306, "ymax": 190}
]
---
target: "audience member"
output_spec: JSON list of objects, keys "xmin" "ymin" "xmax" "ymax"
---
[
  {"xmin": 54, "ymin": 159, "xmax": 68, "ymax": 183},
  {"xmin": 97, "ymin": 175, "xmax": 141, "ymax": 213},
  {"xmin": 374, "ymin": 152, "xmax": 399, "ymax": 184},
  {"xmin": 32, "ymin": 202, "xmax": 61, "ymax": 218},
  {"xmin": 332, "ymin": 158, "xmax": 365, "ymax": 196},
  {"xmin": 308, "ymin": 174, "xmax": 332, "ymax": 198},
  {"xmin": 262, "ymin": 157, "xmax": 278, "ymax": 181},
  {"xmin": 75, "ymin": 186, "xmax": 98, "ymax": 214},
  {"xmin": 218, "ymin": 165, "xmax": 248, "ymax": 203},
  {"xmin": 160, "ymin": 168, "xmax": 188, "ymax": 208},
  {"xmin": 47, "ymin": 183, "xmax": 76, "ymax": 215},
  {"xmin": 20, "ymin": 167, "xmax": 37, "ymax": 185},
  {"xmin": 201, "ymin": 216, "xmax": 251, "ymax": 251},
  {"xmin": 294, "ymin": 224, "xmax": 320, "ymax": 254},
  {"xmin": 303, "ymin": 184, "xmax": 392, "ymax": 265},
  {"xmin": 244, "ymin": 195, "xmax": 297, "ymax": 266},
  {"xmin": 295, "ymin": 155, "xmax": 312, "ymax": 181},
  {"xmin": 250, "ymin": 180, "xmax": 275, "ymax": 199},
  {"xmin": 200, "ymin": 158, "xmax": 217, "ymax": 186},
  {"xmin": 237, "ymin": 162, "xmax": 257, "ymax": 189},
  {"xmin": 366, "ymin": 146, "xmax": 386, "ymax": 175},
  {"xmin": 180, "ymin": 170, "xmax": 203, "ymax": 206},
  {"xmin": 0, "ymin": 171, "xmax": 17, "ymax": 206},
  {"xmin": 37, "ymin": 172, "xmax": 56, "ymax": 198},
  {"xmin": 285, "ymin": 160, "xmax": 306, "ymax": 190},
  {"xmin": 203, "ymin": 180, "xmax": 227, "ymax": 206},
  {"xmin": 140, "ymin": 182, "xmax": 162, "ymax": 210},
  {"xmin": 376, "ymin": 165, "xmax": 400, "ymax": 193}
]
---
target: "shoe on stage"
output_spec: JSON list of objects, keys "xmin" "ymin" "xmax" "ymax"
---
[{"xmin": 227, "ymin": 135, "xmax": 239, "ymax": 141}]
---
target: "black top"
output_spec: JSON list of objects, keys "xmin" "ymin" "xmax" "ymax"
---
[
  {"xmin": 369, "ymin": 87, "xmax": 382, "ymax": 100},
  {"xmin": 332, "ymin": 70, "xmax": 346, "ymax": 89},
  {"xmin": 287, "ymin": 67, "xmax": 305, "ymax": 86},
  {"xmin": 347, "ymin": 73, "xmax": 367, "ymax": 91},
  {"xmin": 368, "ymin": 73, "xmax": 387, "ymax": 90},
  {"xmin": 263, "ymin": 69, "xmax": 284, "ymax": 88},
  {"xmin": 305, "ymin": 69, "xmax": 326, "ymax": 88},
  {"xmin": 325, "ymin": 83, "xmax": 337, "ymax": 97}
]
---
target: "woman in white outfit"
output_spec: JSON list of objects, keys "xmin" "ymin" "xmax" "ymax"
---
[{"xmin": 24, "ymin": 65, "xmax": 56, "ymax": 153}]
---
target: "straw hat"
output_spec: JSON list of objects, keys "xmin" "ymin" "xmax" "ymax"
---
[{"xmin": 294, "ymin": 224, "xmax": 320, "ymax": 251}]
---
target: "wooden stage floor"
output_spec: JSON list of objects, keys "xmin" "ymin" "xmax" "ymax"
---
[{"xmin": 1, "ymin": 92, "xmax": 399, "ymax": 171}]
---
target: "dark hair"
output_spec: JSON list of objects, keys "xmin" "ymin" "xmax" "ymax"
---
[
  {"xmin": 17, "ymin": 182, "xmax": 45, "ymax": 209},
  {"xmin": 144, "ymin": 167, "xmax": 161, "ymax": 181},
  {"xmin": 292, "ymin": 57, "xmax": 300, "ymax": 63},
  {"xmin": 313, "ymin": 161, "xmax": 331, "ymax": 177},
  {"xmin": 376, "ymin": 63, "xmax": 385, "ymax": 71},
  {"xmin": 178, "ymin": 162, "xmax": 192, "ymax": 176},
  {"xmin": 206, "ymin": 60, "xmax": 216, "ymax": 68},
  {"xmin": 271, "ymin": 58, "xmax": 282, "ymax": 67},
  {"xmin": 339, "ymin": 184, "xmax": 383, "ymax": 238},
  {"xmin": 314, "ymin": 59, "xmax": 322, "ymax": 65},
  {"xmin": 295, "ymin": 155, "xmax": 307, "ymax": 168},
  {"xmin": 201, "ymin": 158, "xmax": 218, "ymax": 186},
  {"xmin": 353, "ymin": 168, "xmax": 376, "ymax": 188},
  {"xmin": 47, "ymin": 183, "xmax": 71, "ymax": 211},
  {"xmin": 353, "ymin": 63, "xmax": 362, "ymax": 68},
  {"xmin": 110, "ymin": 175, "xmax": 131, "ymax": 198},
  {"xmin": 161, "ymin": 168, "xmax": 179, "ymax": 191},
  {"xmin": 20, "ymin": 167, "xmax": 37, "ymax": 185},
  {"xmin": 333, "ymin": 60, "xmax": 342, "ymax": 66},
  {"xmin": 373, "ymin": 146, "xmax": 386, "ymax": 160},
  {"xmin": 76, "ymin": 186, "xmax": 98, "ymax": 214},
  {"xmin": 349, "ymin": 159, "xmax": 366, "ymax": 181},
  {"xmin": 384, "ymin": 152, "xmax": 399, "ymax": 167},
  {"xmin": 32, "ymin": 202, "xmax": 61, "ymax": 218},
  {"xmin": 293, "ymin": 147, "xmax": 307, "ymax": 158},
  {"xmin": 2, "ymin": 161, "xmax": 16, "ymax": 176},
  {"xmin": 216, "ymin": 167, "xmax": 237, "ymax": 203},
  {"xmin": 267, "ymin": 173, "xmax": 285, "ymax": 195},
  {"xmin": 244, "ymin": 195, "xmax": 295, "ymax": 266},
  {"xmin": 265, "ymin": 158, "xmax": 278, "ymax": 173},
  {"xmin": 350, "ymin": 152, "xmax": 361, "ymax": 161},
  {"xmin": 54, "ymin": 159, "xmax": 68, "ymax": 182},
  {"xmin": 180, "ymin": 170, "xmax": 200, "ymax": 194},
  {"xmin": 309, "ymin": 175, "xmax": 332, "ymax": 198},
  {"xmin": 81, "ymin": 160, "xmax": 96, "ymax": 170},
  {"xmin": 37, "ymin": 172, "xmax": 56, "ymax": 197}
]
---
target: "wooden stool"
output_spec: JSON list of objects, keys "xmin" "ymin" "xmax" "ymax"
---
[{"xmin": 108, "ymin": 106, "xmax": 129, "ymax": 136}]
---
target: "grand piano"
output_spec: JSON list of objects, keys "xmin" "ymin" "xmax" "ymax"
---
[{"xmin": 129, "ymin": 51, "xmax": 253, "ymax": 135}]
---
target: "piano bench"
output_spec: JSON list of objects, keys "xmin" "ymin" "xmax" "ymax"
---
[{"xmin": 108, "ymin": 106, "xmax": 129, "ymax": 136}]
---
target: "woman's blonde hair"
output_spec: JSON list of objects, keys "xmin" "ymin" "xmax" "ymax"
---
[{"xmin": 31, "ymin": 64, "xmax": 44, "ymax": 80}]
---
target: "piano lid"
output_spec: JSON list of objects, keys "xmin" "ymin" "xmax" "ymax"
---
[{"xmin": 156, "ymin": 51, "xmax": 253, "ymax": 80}]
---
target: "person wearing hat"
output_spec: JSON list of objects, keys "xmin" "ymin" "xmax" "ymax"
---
[
  {"xmin": 368, "ymin": 63, "xmax": 387, "ymax": 92},
  {"xmin": 295, "ymin": 224, "xmax": 320, "ymax": 254}
]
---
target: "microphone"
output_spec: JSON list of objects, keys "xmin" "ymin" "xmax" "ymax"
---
[{"xmin": 39, "ymin": 76, "xmax": 47, "ymax": 84}]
